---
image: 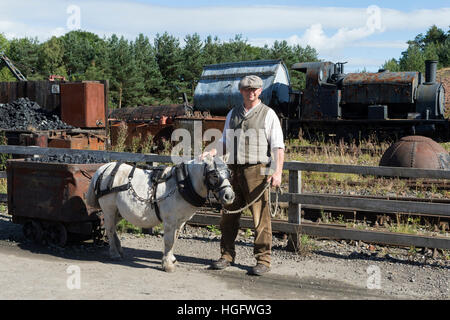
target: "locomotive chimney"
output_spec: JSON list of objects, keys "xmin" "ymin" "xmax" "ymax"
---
[{"xmin": 425, "ymin": 60, "xmax": 437, "ymax": 84}]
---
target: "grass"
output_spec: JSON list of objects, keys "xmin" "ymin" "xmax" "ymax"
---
[
  {"xmin": 206, "ymin": 225, "xmax": 221, "ymax": 236},
  {"xmin": 116, "ymin": 219, "xmax": 143, "ymax": 235}
]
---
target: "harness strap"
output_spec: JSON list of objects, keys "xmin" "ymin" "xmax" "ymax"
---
[
  {"xmin": 95, "ymin": 163, "xmax": 136, "ymax": 199},
  {"xmin": 154, "ymin": 202, "xmax": 162, "ymax": 222},
  {"xmin": 175, "ymin": 163, "xmax": 206, "ymax": 207}
]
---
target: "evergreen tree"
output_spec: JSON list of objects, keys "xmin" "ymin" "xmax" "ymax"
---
[
  {"xmin": 182, "ymin": 33, "xmax": 204, "ymax": 99},
  {"xmin": 61, "ymin": 31, "xmax": 108, "ymax": 80},
  {"xmin": 382, "ymin": 58, "xmax": 401, "ymax": 72},
  {"xmin": 133, "ymin": 33, "xmax": 163, "ymax": 105},
  {"xmin": 154, "ymin": 32, "xmax": 184, "ymax": 103},
  {"xmin": 202, "ymin": 35, "xmax": 222, "ymax": 65},
  {"xmin": 108, "ymin": 35, "xmax": 144, "ymax": 108}
]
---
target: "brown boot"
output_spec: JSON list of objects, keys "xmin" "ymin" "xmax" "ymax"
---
[
  {"xmin": 210, "ymin": 258, "xmax": 233, "ymax": 270},
  {"xmin": 249, "ymin": 263, "xmax": 271, "ymax": 276}
]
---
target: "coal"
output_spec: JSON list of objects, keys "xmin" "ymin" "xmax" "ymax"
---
[
  {"xmin": 0, "ymin": 98, "xmax": 73, "ymax": 130},
  {"xmin": 25, "ymin": 153, "xmax": 109, "ymax": 164}
]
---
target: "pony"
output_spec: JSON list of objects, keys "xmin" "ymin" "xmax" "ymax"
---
[{"xmin": 86, "ymin": 156, "xmax": 235, "ymax": 272}]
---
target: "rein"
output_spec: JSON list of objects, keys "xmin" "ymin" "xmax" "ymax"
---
[{"xmin": 222, "ymin": 182, "xmax": 281, "ymax": 218}]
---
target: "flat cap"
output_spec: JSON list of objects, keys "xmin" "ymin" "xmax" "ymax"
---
[{"xmin": 239, "ymin": 75, "xmax": 263, "ymax": 89}]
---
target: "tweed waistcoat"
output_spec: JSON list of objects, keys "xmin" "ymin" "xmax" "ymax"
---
[{"xmin": 228, "ymin": 103, "xmax": 270, "ymax": 164}]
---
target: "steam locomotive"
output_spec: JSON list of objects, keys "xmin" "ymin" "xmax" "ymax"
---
[{"xmin": 193, "ymin": 59, "xmax": 448, "ymax": 142}]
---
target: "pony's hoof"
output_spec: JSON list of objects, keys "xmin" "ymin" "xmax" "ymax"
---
[
  {"xmin": 164, "ymin": 265, "xmax": 176, "ymax": 273},
  {"xmin": 162, "ymin": 261, "xmax": 176, "ymax": 273}
]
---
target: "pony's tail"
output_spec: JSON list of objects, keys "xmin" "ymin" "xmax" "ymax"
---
[{"xmin": 85, "ymin": 165, "xmax": 104, "ymax": 209}]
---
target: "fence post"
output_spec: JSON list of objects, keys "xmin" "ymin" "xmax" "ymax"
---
[{"xmin": 286, "ymin": 169, "xmax": 302, "ymax": 251}]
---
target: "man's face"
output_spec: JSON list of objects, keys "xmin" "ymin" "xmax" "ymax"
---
[{"xmin": 240, "ymin": 87, "xmax": 262, "ymax": 104}]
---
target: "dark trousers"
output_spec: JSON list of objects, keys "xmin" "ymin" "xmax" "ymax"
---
[{"xmin": 220, "ymin": 163, "xmax": 272, "ymax": 267}]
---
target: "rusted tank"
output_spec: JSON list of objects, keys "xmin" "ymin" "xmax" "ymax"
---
[
  {"xmin": 7, "ymin": 159, "xmax": 106, "ymax": 246},
  {"xmin": 60, "ymin": 81, "xmax": 106, "ymax": 128},
  {"xmin": 379, "ymin": 136, "xmax": 450, "ymax": 169}
]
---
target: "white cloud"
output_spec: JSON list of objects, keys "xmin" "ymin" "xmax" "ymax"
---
[{"xmin": 0, "ymin": 1, "xmax": 449, "ymax": 42}]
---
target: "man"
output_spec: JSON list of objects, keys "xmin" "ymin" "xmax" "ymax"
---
[{"xmin": 201, "ymin": 75, "xmax": 285, "ymax": 276}]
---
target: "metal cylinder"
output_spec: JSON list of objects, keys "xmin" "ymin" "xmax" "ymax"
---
[{"xmin": 425, "ymin": 60, "xmax": 437, "ymax": 84}]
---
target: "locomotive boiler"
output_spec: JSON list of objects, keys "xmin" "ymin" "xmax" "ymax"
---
[{"xmin": 290, "ymin": 60, "xmax": 448, "ymax": 141}]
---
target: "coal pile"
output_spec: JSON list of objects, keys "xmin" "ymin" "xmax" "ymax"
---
[
  {"xmin": 25, "ymin": 154, "xmax": 109, "ymax": 164},
  {"xmin": 0, "ymin": 98, "xmax": 74, "ymax": 130}
]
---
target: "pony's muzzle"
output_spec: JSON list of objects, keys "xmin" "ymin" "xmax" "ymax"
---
[{"xmin": 221, "ymin": 188, "xmax": 235, "ymax": 205}]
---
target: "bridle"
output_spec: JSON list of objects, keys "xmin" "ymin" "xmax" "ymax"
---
[{"xmin": 203, "ymin": 157, "xmax": 232, "ymax": 200}]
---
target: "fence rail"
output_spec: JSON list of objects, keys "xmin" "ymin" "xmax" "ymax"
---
[{"xmin": 0, "ymin": 145, "xmax": 449, "ymax": 250}]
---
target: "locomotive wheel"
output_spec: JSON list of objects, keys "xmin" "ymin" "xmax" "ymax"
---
[
  {"xmin": 23, "ymin": 220, "xmax": 43, "ymax": 244},
  {"xmin": 47, "ymin": 223, "xmax": 68, "ymax": 247}
]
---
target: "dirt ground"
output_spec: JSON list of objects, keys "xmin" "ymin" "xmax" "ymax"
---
[{"xmin": 0, "ymin": 213, "xmax": 448, "ymax": 301}]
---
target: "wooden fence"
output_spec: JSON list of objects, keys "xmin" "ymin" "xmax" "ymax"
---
[{"xmin": 0, "ymin": 145, "xmax": 449, "ymax": 250}]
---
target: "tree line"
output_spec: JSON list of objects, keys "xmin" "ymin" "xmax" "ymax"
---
[
  {"xmin": 0, "ymin": 31, "xmax": 318, "ymax": 109},
  {"xmin": 382, "ymin": 25, "xmax": 450, "ymax": 73}
]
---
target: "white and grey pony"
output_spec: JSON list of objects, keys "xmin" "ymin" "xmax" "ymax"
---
[{"xmin": 86, "ymin": 156, "xmax": 235, "ymax": 272}]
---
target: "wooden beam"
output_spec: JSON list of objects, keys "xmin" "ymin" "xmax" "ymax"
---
[
  {"xmin": 1, "ymin": 146, "xmax": 449, "ymax": 179},
  {"xmin": 275, "ymin": 193, "xmax": 450, "ymax": 217},
  {"xmin": 284, "ymin": 161, "xmax": 450, "ymax": 179},
  {"xmin": 189, "ymin": 213, "xmax": 450, "ymax": 250}
]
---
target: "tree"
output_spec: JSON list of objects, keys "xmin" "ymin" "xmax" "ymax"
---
[
  {"xmin": 0, "ymin": 33, "xmax": 14, "ymax": 81},
  {"xmin": 6, "ymin": 37, "xmax": 41, "ymax": 80},
  {"xmin": 385, "ymin": 25, "xmax": 450, "ymax": 72},
  {"xmin": 382, "ymin": 58, "xmax": 401, "ymax": 72},
  {"xmin": 108, "ymin": 35, "xmax": 144, "ymax": 108},
  {"xmin": 182, "ymin": 33, "xmax": 204, "ymax": 99},
  {"xmin": 133, "ymin": 33, "xmax": 163, "ymax": 105},
  {"xmin": 38, "ymin": 36, "xmax": 67, "ymax": 78},
  {"xmin": 154, "ymin": 32, "xmax": 184, "ymax": 103},
  {"xmin": 61, "ymin": 30, "xmax": 109, "ymax": 80}
]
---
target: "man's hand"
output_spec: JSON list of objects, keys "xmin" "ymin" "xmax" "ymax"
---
[
  {"xmin": 199, "ymin": 148, "xmax": 217, "ymax": 160},
  {"xmin": 267, "ymin": 171, "xmax": 282, "ymax": 187}
]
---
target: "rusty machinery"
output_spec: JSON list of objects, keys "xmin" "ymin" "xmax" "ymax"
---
[
  {"xmin": 190, "ymin": 59, "xmax": 448, "ymax": 142},
  {"xmin": 289, "ymin": 60, "xmax": 448, "ymax": 141}
]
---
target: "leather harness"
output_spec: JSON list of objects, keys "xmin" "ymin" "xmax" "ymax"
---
[{"xmin": 94, "ymin": 162, "xmax": 207, "ymax": 222}]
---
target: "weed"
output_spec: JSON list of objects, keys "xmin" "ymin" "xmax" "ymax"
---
[
  {"xmin": 152, "ymin": 223, "xmax": 164, "ymax": 236},
  {"xmin": 244, "ymin": 228, "xmax": 253, "ymax": 238},
  {"xmin": 117, "ymin": 219, "xmax": 142, "ymax": 234},
  {"xmin": 206, "ymin": 225, "xmax": 221, "ymax": 235},
  {"xmin": 0, "ymin": 132, "xmax": 11, "ymax": 171},
  {"xmin": 292, "ymin": 234, "xmax": 317, "ymax": 256},
  {"xmin": 112, "ymin": 122, "xmax": 128, "ymax": 152}
]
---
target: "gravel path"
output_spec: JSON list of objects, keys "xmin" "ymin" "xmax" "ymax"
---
[{"xmin": 0, "ymin": 213, "xmax": 448, "ymax": 300}]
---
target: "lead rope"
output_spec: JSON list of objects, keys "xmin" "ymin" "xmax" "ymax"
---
[{"xmin": 222, "ymin": 182, "xmax": 281, "ymax": 218}]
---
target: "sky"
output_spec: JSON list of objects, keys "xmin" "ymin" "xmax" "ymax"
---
[{"xmin": 0, "ymin": 0, "xmax": 449, "ymax": 72}]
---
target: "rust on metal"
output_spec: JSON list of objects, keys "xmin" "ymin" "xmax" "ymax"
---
[
  {"xmin": 109, "ymin": 104, "xmax": 191, "ymax": 121},
  {"xmin": 379, "ymin": 135, "xmax": 450, "ymax": 169},
  {"xmin": 60, "ymin": 82, "xmax": 106, "ymax": 128},
  {"xmin": 7, "ymin": 159, "xmax": 105, "ymax": 224}
]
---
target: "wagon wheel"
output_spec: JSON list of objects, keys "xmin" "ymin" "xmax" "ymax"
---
[
  {"xmin": 23, "ymin": 220, "xmax": 43, "ymax": 244},
  {"xmin": 47, "ymin": 223, "xmax": 68, "ymax": 247}
]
